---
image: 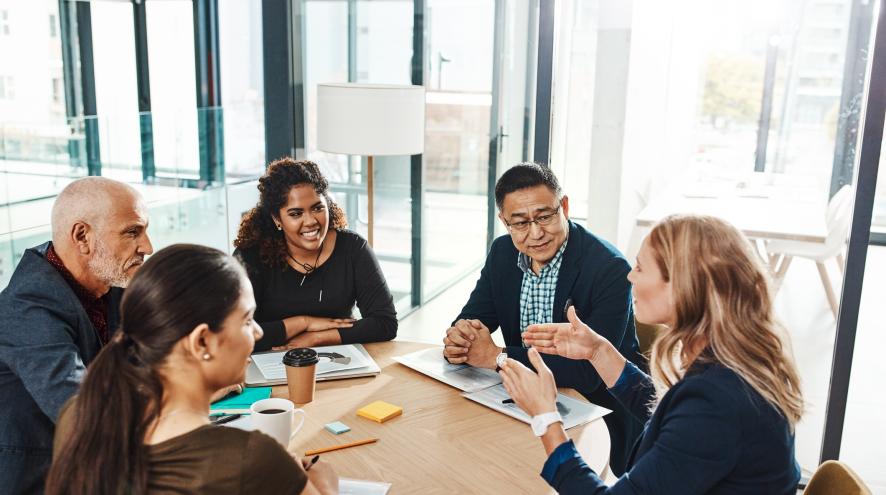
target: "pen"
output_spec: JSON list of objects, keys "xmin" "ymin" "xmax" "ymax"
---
[
  {"xmin": 305, "ymin": 455, "xmax": 320, "ymax": 471},
  {"xmin": 211, "ymin": 413, "xmax": 242, "ymax": 425},
  {"xmin": 304, "ymin": 437, "xmax": 378, "ymax": 456}
]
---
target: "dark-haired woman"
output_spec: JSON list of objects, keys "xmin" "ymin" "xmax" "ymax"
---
[
  {"xmin": 234, "ymin": 158, "xmax": 397, "ymax": 352},
  {"xmin": 46, "ymin": 245, "xmax": 338, "ymax": 495}
]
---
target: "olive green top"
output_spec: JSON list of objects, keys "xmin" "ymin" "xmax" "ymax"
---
[{"xmin": 54, "ymin": 401, "xmax": 307, "ymax": 494}]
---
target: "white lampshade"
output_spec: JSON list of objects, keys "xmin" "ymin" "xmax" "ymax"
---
[{"xmin": 317, "ymin": 83, "xmax": 425, "ymax": 156}]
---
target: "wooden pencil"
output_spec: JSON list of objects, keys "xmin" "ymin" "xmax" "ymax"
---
[{"xmin": 304, "ymin": 437, "xmax": 378, "ymax": 456}]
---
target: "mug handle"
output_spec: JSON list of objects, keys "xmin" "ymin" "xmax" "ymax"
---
[{"xmin": 290, "ymin": 409, "xmax": 306, "ymax": 442}]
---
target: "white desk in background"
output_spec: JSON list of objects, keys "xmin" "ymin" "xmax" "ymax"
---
[{"xmin": 634, "ymin": 172, "xmax": 829, "ymax": 244}]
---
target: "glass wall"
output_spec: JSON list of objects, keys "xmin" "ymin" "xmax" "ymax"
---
[
  {"xmin": 423, "ymin": 0, "xmax": 495, "ymax": 296},
  {"xmin": 303, "ymin": 0, "xmax": 414, "ymax": 311},
  {"xmin": 300, "ymin": 0, "xmax": 508, "ymax": 310},
  {"xmin": 91, "ymin": 1, "xmax": 141, "ymax": 178},
  {"xmin": 549, "ymin": 0, "xmax": 877, "ymax": 481},
  {"xmin": 219, "ymin": 0, "xmax": 265, "ymax": 178},
  {"xmin": 839, "ymin": 131, "xmax": 886, "ymax": 493},
  {"xmin": 0, "ymin": 0, "xmax": 70, "ymax": 169},
  {"xmin": 146, "ymin": 0, "xmax": 200, "ymax": 178}
]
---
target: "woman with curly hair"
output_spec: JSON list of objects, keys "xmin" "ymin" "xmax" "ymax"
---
[{"xmin": 234, "ymin": 158, "xmax": 397, "ymax": 352}]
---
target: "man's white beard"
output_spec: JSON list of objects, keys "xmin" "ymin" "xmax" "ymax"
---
[{"xmin": 87, "ymin": 239, "xmax": 133, "ymax": 288}]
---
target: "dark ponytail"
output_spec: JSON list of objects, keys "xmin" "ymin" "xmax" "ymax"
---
[{"xmin": 45, "ymin": 244, "xmax": 247, "ymax": 495}]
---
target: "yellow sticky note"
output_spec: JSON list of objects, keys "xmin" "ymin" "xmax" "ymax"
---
[{"xmin": 357, "ymin": 400, "xmax": 403, "ymax": 423}]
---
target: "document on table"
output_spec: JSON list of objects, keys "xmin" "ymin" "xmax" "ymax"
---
[
  {"xmin": 462, "ymin": 384, "xmax": 611, "ymax": 431},
  {"xmin": 252, "ymin": 344, "xmax": 370, "ymax": 380},
  {"xmin": 392, "ymin": 346, "xmax": 502, "ymax": 393},
  {"xmin": 339, "ymin": 478, "xmax": 391, "ymax": 495}
]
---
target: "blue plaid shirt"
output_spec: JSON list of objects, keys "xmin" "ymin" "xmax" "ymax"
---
[{"xmin": 518, "ymin": 239, "xmax": 568, "ymax": 347}]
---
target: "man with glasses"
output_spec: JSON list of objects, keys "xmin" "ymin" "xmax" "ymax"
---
[{"xmin": 443, "ymin": 163, "xmax": 643, "ymax": 476}]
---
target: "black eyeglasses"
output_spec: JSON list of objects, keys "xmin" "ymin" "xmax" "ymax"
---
[{"xmin": 504, "ymin": 205, "xmax": 561, "ymax": 233}]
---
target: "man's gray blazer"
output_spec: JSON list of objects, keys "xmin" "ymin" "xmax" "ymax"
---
[{"xmin": 0, "ymin": 242, "xmax": 122, "ymax": 494}]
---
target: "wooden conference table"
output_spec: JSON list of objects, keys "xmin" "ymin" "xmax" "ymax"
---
[{"xmin": 271, "ymin": 340, "xmax": 611, "ymax": 494}]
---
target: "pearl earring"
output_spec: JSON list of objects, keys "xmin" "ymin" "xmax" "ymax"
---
[
  {"xmin": 202, "ymin": 353, "xmax": 211, "ymax": 361},
  {"xmin": 276, "ymin": 224, "xmax": 282, "ymax": 231}
]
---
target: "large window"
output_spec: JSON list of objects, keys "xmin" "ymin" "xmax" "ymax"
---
[
  {"xmin": 549, "ymin": 0, "xmax": 879, "ymax": 483},
  {"xmin": 219, "ymin": 0, "xmax": 265, "ymax": 178},
  {"xmin": 423, "ymin": 0, "xmax": 495, "ymax": 296},
  {"xmin": 91, "ymin": 1, "xmax": 140, "ymax": 178},
  {"xmin": 146, "ymin": 0, "xmax": 200, "ymax": 178}
]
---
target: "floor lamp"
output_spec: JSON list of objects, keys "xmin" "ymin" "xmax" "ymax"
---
[{"xmin": 317, "ymin": 83, "xmax": 425, "ymax": 246}]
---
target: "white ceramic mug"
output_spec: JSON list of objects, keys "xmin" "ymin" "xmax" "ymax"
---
[{"xmin": 250, "ymin": 398, "xmax": 305, "ymax": 448}]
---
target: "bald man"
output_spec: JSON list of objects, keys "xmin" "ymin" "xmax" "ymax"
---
[{"xmin": 0, "ymin": 177, "xmax": 152, "ymax": 494}]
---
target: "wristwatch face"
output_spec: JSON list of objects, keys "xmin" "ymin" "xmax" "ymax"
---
[
  {"xmin": 495, "ymin": 352, "xmax": 508, "ymax": 370},
  {"xmin": 494, "ymin": 352, "xmax": 507, "ymax": 373}
]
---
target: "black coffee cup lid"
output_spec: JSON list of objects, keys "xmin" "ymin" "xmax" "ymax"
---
[{"xmin": 282, "ymin": 348, "xmax": 319, "ymax": 367}]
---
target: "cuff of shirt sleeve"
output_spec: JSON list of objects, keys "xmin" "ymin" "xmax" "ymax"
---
[
  {"xmin": 541, "ymin": 439, "xmax": 581, "ymax": 485},
  {"xmin": 608, "ymin": 361, "xmax": 643, "ymax": 395},
  {"xmin": 253, "ymin": 320, "xmax": 287, "ymax": 353}
]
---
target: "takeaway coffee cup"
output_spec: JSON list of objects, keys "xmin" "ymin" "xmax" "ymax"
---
[
  {"xmin": 283, "ymin": 348, "xmax": 319, "ymax": 404},
  {"xmin": 250, "ymin": 398, "xmax": 305, "ymax": 447}
]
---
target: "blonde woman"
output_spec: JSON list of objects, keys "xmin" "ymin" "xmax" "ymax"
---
[{"xmin": 502, "ymin": 215, "xmax": 804, "ymax": 494}]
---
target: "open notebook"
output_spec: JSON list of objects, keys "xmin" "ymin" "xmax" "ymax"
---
[{"xmin": 245, "ymin": 344, "xmax": 380, "ymax": 387}]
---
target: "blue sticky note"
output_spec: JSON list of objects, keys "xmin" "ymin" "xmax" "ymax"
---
[{"xmin": 325, "ymin": 421, "xmax": 351, "ymax": 434}]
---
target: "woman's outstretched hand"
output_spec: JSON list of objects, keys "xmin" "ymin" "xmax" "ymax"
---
[
  {"xmin": 498, "ymin": 347, "xmax": 558, "ymax": 417},
  {"xmin": 522, "ymin": 306, "xmax": 607, "ymax": 361}
]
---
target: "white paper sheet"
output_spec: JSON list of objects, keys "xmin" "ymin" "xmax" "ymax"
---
[
  {"xmin": 252, "ymin": 345, "xmax": 370, "ymax": 380},
  {"xmin": 462, "ymin": 383, "xmax": 611, "ymax": 430},
  {"xmin": 339, "ymin": 478, "xmax": 391, "ymax": 495},
  {"xmin": 392, "ymin": 347, "xmax": 502, "ymax": 392}
]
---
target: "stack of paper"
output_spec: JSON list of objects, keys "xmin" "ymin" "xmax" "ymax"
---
[{"xmin": 247, "ymin": 344, "xmax": 381, "ymax": 386}]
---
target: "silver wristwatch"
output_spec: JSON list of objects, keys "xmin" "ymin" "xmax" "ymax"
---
[{"xmin": 494, "ymin": 351, "xmax": 508, "ymax": 372}]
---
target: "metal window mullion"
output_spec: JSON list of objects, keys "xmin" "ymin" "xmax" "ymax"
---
[
  {"xmin": 411, "ymin": 0, "xmax": 426, "ymax": 307},
  {"xmin": 533, "ymin": 0, "xmax": 554, "ymax": 166},
  {"xmin": 133, "ymin": 0, "xmax": 155, "ymax": 182},
  {"xmin": 487, "ymin": 0, "xmax": 506, "ymax": 250},
  {"xmin": 76, "ymin": 2, "xmax": 100, "ymax": 176},
  {"xmin": 193, "ymin": 0, "xmax": 224, "ymax": 185},
  {"xmin": 820, "ymin": 0, "xmax": 885, "ymax": 463}
]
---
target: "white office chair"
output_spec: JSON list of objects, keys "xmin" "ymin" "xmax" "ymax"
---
[{"xmin": 765, "ymin": 185, "xmax": 853, "ymax": 318}]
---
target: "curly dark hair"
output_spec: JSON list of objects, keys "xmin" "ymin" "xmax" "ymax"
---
[{"xmin": 234, "ymin": 158, "xmax": 347, "ymax": 268}]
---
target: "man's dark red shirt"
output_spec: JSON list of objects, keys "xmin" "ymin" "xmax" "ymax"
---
[{"xmin": 45, "ymin": 244, "xmax": 111, "ymax": 345}]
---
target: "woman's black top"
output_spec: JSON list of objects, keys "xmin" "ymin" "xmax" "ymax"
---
[{"xmin": 234, "ymin": 229, "xmax": 397, "ymax": 352}]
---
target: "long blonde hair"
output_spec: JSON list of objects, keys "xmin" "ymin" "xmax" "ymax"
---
[{"xmin": 647, "ymin": 215, "xmax": 804, "ymax": 427}]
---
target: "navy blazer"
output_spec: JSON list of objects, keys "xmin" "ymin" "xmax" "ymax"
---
[
  {"xmin": 456, "ymin": 221, "xmax": 642, "ymax": 393},
  {"xmin": 0, "ymin": 242, "xmax": 122, "ymax": 494},
  {"xmin": 456, "ymin": 221, "xmax": 645, "ymax": 476},
  {"xmin": 543, "ymin": 361, "xmax": 801, "ymax": 494}
]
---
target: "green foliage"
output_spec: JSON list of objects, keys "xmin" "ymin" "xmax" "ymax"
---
[{"xmin": 701, "ymin": 54, "xmax": 764, "ymax": 127}]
